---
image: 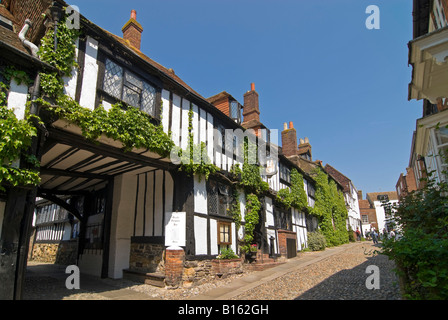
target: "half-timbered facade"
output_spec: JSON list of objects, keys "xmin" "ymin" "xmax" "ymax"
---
[{"xmin": 0, "ymin": 0, "xmax": 347, "ymax": 298}]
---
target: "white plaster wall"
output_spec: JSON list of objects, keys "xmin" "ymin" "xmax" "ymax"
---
[
  {"xmin": 171, "ymin": 94, "xmax": 181, "ymax": 147},
  {"xmin": 63, "ymin": 38, "xmax": 79, "ymax": 99},
  {"xmin": 108, "ymin": 174, "xmax": 136, "ymax": 279},
  {"xmin": 210, "ymin": 219, "xmax": 218, "ymax": 255},
  {"xmin": 192, "ymin": 104, "xmax": 199, "ymax": 145},
  {"xmin": 206, "ymin": 113, "xmax": 214, "ymax": 162},
  {"xmin": 79, "ymin": 36, "xmax": 98, "ymax": 110},
  {"xmin": 265, "ymin": 197, "xmax": 274, "ymax": 227},
  {"xmin": 154, "ymin": 170, "xmax": 164, "ymax": 236},
  {"xmin": 161, "ymin": 89, "xmax": 170, "ymax": 133},
  {"xmin": 7, "ymin": 78, "xmax": 28, "ymax": 120},
  {"xmin": 194, "ymin": 216, "xmax": 207, "ymax": 255},
  {"xmin": 199, "ymin": 108, "xmax": 207, "ymax": 144},
  {"xmin": 194, "ymin": 176, "xmax": 207, "ymax": 214},
  {"xmin": 181, "ymin": 98, "xmax": 190, "ymax": 149}
]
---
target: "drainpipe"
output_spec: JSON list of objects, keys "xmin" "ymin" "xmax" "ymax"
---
[
  {"xmin": 18, "ymin": 19, "xmax": 39, "ymax": 58},
  {"xmin": 17, "ymin": 19, "xmax": 44, "ymax": 128}
]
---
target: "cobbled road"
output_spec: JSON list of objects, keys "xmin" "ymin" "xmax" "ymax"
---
[{"xmin": 232, "ymin": 242, "xmax": 401, "ymax": 300}]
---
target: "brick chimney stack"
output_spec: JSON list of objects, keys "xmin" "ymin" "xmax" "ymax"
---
[
  {"xmin": 281, "ymin": 121, "xmax": 298, "ymax": 157},
  {"xmin": 122, "ymin": 9, "xmax": 143, "ymax": 50},
  {"xmin": 242, "ymin": 83, "xmax": 260, "ymax": 123}
]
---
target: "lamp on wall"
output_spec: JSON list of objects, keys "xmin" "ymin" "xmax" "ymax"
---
[{"xmin": 49, "ymin": 1, "xmax": 63, "ymax": 50}]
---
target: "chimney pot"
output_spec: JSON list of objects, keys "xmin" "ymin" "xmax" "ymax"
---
[
  {"xmin": 283, "ymin": 123, "xmax": 288, "ymax": 131},
  {"xmin": 251, "ymin": 83, "xmax": 255, "ymax": 91},
  {"xmin": 289, "ymin": 121, "xmax": 293, "ymax": 129},
  {"xmin": 122, "ymin": 9, "xmax": 143, "ymax": 50}
]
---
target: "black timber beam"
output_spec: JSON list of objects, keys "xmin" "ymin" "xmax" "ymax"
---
[{"xmin": 47, "ymin": 127, "xmax": 176, "ymax": 171}]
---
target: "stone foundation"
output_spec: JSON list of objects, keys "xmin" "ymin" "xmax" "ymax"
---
[
  {"xmin": 129, "ymin": 242, "xmax": 165, "ymax": 273},
  {"xmin": 30, "ymin": 240, "xmax": 77, "ymax": 265},
  {"xmin": 182, "ymin": 258, "xmax": 243, "ymax": 287}
]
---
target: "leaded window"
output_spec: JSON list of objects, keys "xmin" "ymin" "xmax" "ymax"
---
[
  {"xmin": 279, "ymin": 162, "xmax": 290, "ymax": 184},
  {"xmin": 207, "ymin": 180, "xmax": 231, "ymax": 216},
  {"xmin": 103, "ymin": 58, "xmax": 157, "ymax": 117}
]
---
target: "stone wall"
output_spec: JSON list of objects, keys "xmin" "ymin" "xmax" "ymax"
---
[
  {"xmin": 30, "ymin": 240, "xmax": 77, "ymax": 265},
  {"xmin": 129, "ymin": 242, "xmax": 165, "ymax": 273},
  {"xmin": 182, "ymin": 258, "xmax": 243, "ymax": 287}
]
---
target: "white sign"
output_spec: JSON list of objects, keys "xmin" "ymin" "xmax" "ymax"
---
[{"xmin": 164, "ymin": 212, "xmax": 186, "ymax": 247}]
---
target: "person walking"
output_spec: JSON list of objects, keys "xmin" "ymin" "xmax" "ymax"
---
[
  {"xmin": 355, "ymin": 228, "xmax": 361, "ymax": 241},
  {"xmin": 372, "ymin": 229, "xmax": 378, "ymax": 244}
]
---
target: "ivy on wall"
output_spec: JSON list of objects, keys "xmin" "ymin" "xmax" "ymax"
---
[
  {"xmin": 37, "ymin": 13, "xmax": 174, "ymax": 156},
  {"xmin": 0, "ymin": 80, "xmax": 40, "ymax": 191},
  {"xmin": 172, "ymin": 108, "xmax": 219, "ymax": 180},
  {"xmin": 276, "ymin": 168, "xmax": 309, "ymax": 211},
  {"xmin": 310, "ymin": 167, "xmax": 349, "ymax": 246}
]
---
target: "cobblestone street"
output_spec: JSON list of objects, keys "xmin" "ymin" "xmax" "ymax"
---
[
  {"xmin": 232, "ymin": 242, "xmax": 401, "ymax": 300},
  {"xmin": 23, "ymin": 242, "xmax": 401, "ymax": 300}
]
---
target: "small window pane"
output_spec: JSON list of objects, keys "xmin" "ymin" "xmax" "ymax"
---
[
  {"xmin": 141, "ymin": 82, "xmax": 156, "ymax": 116},
  {"xmin": 103, "ymin": 59, "xmax": 123, "ymax": 99},
  {"xmin": 123, "ymin": 86, "xmax": 141, "ymax": 107},
  {"xmin": 230, "ymin": 101, "xmax": 239, "ymax": 120}
]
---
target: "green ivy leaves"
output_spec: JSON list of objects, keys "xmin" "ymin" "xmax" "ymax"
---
[
  {"xmin": 0, "ymin": 83, "xmax": 40, "ymax": 191},
  {"xmin": 276, "ymin": 169, "xmax": 309, "ymax": 210}
]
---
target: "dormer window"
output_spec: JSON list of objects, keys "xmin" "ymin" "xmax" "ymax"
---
[
  {"xmin": 230, "ymin": 100, "xmax": 241, "ymax": 124},
  {"xmin": 103, "ymin": 58, "xmax": 157, "ymax": 117}
]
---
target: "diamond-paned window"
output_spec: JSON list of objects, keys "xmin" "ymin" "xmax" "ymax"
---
[
  {"xmin": 103, "ymin": 59, "xmax": 123, "ymax": 99},
  {"xmin": 103, "ymin": 58, "xmax": 157, "ymax": 117}
]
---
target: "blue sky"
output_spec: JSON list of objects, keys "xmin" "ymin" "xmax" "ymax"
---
[{"xmin": 72, "ymin": 0, "xmax": 422, "ymax": 196}]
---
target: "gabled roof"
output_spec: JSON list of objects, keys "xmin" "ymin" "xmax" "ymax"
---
[{"xmin": 324, "ymin": 164, "xmax": 353, "ymax": 194}]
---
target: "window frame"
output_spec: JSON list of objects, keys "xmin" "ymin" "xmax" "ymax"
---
[
  {"xmin": 97, "ymin": 54, "xmax": 161, "ymax": 119},
  {"xmin": 217, "ymin": 221, "xmax": 232, "ymax": 245}
]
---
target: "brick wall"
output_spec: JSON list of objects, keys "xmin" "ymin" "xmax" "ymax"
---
[
  {"xmin": 8, "ymin": 0, "xmax": 51, "ymax": 44},
  {"xmin": 281, "ymin": 122, "xmax": 298, "ymax": 157},
  {"xmin": 243, "ymin": 84, "xmax": 260, "ymax": 123},
  {"xmin": 277, "ymin": 229, "xmax": 297, "ymax": 258},
  {"xmin": 165, "ymin": 247, "xmax": 185, "ymax": 287}
]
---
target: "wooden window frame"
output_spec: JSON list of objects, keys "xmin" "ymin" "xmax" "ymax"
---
[{"xmin": 217, "ymin": 220, "xmax": 232, "ymax": 245}]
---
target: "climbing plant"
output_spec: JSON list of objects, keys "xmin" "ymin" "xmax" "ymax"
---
[
  {"xmin": 36, "ymin": 11, "xmax": 174, "ymax": 157},
  {"xmin": 242, "ymin": 193, "xmax": 261, "ymax": 252},
  {"xmin": 0, "ymin": 78, "xmax": 40, "ymax": 191},
  {"xmin": 172, "ymin": 107, "xmax": 219, "ymax": 180},
  {"xmin": 310, "ymin": 167, "xmax": 349, "ymax": 246},
  {"xmin": 276, "ymin": 168, "xmax": 309, "ymax": 210}
]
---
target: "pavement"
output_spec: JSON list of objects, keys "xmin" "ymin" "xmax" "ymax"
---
[{"xmin": 24, "ymin": 242, "xmax": 362, "ymax": 300}]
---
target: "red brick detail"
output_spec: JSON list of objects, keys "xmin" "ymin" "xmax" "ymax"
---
[
  {"xmin": 164, "ymin": 248, "xmax": 185, "ymax": 287},
  {"xmin": 211, "ymin": 258, "xmax": 242, "ymax": 276},
  {"xmin": 7, "ymin": 0, "xmax": 51, "ymax": 44},
  {"xmin": 281, "ymin": 127, "xmax": 298, "ymax": 157},
  {"xmin": 243, "ymin": 88, "xmax": 260, "ymax": 123},
  {"xmin": 277, "ymin": 229, "xmax": 297, "ymax": 257}
]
